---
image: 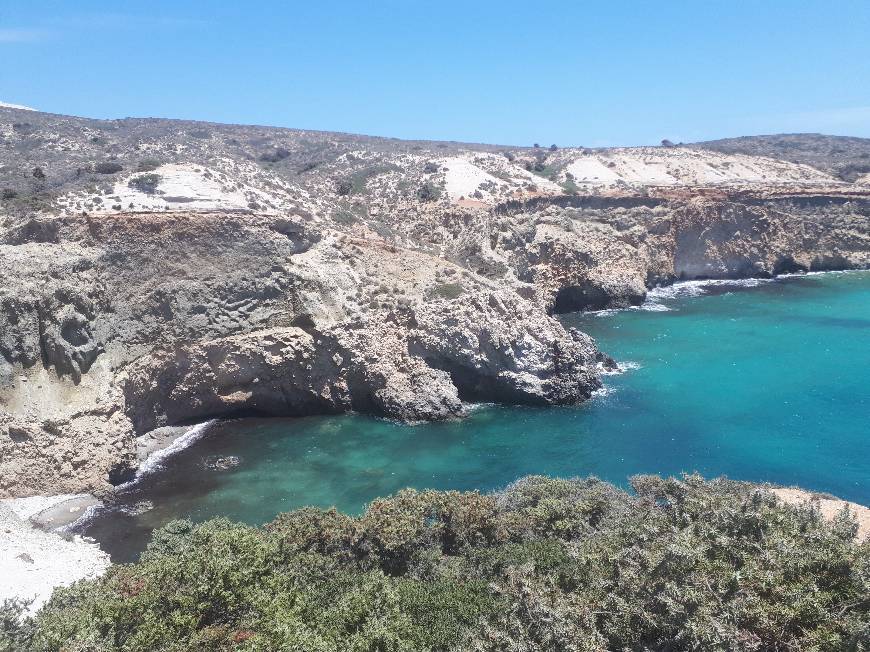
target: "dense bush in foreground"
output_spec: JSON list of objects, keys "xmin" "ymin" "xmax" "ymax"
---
[{"xmin": 3, "ymin": 474, "xmax": 869, "ymax": 651}]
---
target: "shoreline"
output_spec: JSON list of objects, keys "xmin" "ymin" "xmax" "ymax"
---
[
  {"xmin": 0, "ymin": 503, "xmax": 110, "ymax": 614},
  {"xmin": 0, "ymin": 421, "xmax": 217, "ymax": 612},
  {"xmin": 579, "ymin": 268, "xmax": 870, "ymax": 317}
]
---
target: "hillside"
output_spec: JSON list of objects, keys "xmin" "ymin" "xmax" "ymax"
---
[
  {"xmin": 692, "ymin": 133, "xmax": 870, "ymax": 182},
  {"xmin": 1, "ymin": 107, "xmax": 858, "ymax": 232}
]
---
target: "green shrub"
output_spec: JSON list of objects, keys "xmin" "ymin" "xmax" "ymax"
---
[
  {"xmin": 343, "ymin": 164, "xmax": 400, "ymax": 195},
  {"xmin": 259, "ymin": 147, "xmax": 291, "ymax": 163},
  {"xmin": 16, "ymin": 475, "xmax": 870, "ymax": 651},
  {"xmin": 336, "ymin": 178, "xmax": 353, "ymax": 196},
  {"xmin": 128, "ymin": 173, "xmax": 161, "ymax": 194},
  {"xmin": 1, "ymin": 599, "xmax": 34, "ymax": 652},
  {"xmin": 94, "ymin": 161, "xmax": 124, "ymax": 174},
  {"xmin": 561, "ymin": 179, "xmax": 580, "ymax": 195},
  {"xmin": 430, "ymin": 282, "xmax": 464, "ymax": 300},
  {"xmin": 417, "ymin": 182, "xmax": 442, "ymax": 202},
  {"xmin": 136, "ymin": 159, "xmax": 161, "ymax": 172}
]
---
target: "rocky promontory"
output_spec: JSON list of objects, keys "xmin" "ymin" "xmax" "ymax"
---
[{"xmin": 0, "ymin": 211, "xmax": 601, "ymax": 496}]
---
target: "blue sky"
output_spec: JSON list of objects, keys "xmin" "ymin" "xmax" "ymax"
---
[{"xmin": 2, "ymin": 1, "xmax": 869, "ymax": 146}]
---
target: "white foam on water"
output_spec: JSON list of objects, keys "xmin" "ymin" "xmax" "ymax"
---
[
  {"xmin": 464, "ymin": 401, "xmax": 497, "ymax": 413},
  {"xmin": 63, "ymin": 420, "xmax": 219, "ymax": 531},
  {"xmin": 58, "ymin": 503, "xmax": 103, "ymax": 533},
  {"xmin": 591, "ymin": 385, "xmax": 615, "ymax": 398},
  {"xmin": 598, "ymin": 360, "xmax": 641, "ymax": 376},
  {"xmin": 778, "ymin": 269, "xmax": 868, "ymax": 278},
  {"xmin": 641, "ymin": 277, "xmax": 774, "ymax": 309},
  {"xmin": 636, "ymin": 301, "xmax": 672, "ymax": 312},
  {"xmin": 590, "ymin": 308, "xmax": 620, "ymax": 318},
  {"xmin": 133, "ymin": 420, "xmax": 217, "ymax": 481}
]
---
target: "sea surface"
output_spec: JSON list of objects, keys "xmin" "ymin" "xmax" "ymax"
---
[{"xmin": 80, "ymin": 271, "xmax": 870, "ymax": 561}]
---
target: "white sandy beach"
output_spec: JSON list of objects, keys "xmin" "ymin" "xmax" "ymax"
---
[{"xmin": 0, "ymin": 501, "xmax": 109, "ymax": 613}]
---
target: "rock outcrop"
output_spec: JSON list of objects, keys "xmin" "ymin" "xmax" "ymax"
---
[
  {"xmin": 487, "ymin": 194, "xmax": 870, "ymax": 312},
  {"xmin": 0, "ymin": 212, "xmax": 600, "ymax": 497}
]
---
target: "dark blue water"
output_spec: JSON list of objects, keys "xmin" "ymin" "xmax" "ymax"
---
[{"xmin": 82, "ymin": 271, "xmax": 870, "ymax": 561}]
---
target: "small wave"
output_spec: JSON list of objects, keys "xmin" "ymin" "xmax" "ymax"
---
[
  {"xmin": 120, "ymin": 500, "xmax": 155, "ymax": 516},
  {"xmin": 581, "ymin": 271, "xmax": 869, "ymax": 318},
  {"xmin": 589, "ymin": 308, "xmax": 620, "ymax": 318},
  {"xmin": 463, "ymin": 401, "xmax": 496, "ymax": 413},
  {"xmin": 777, "ymin": 269, "xmax": 868, "ymax": 278},
  {"xmin": 637, "ymin": 277, "xmax": 775, "ymax": 310},
  {"xmin": 591, "ymin": 385, "xmax": 615, "ymax": 398},
  {"xmin": 646, "ymin": 277, "xmax": 770, "ymax": 301},
  {"xmin": 58, "ymin": 502, "xmax": 103, "ymax": 533},
  {"xmin": 636, "ymin": 301, "xmax": 672, "ymax": 312},
  {"xmin": 120, "ymin": 420, "xmax": 217, "ymax": 489}
]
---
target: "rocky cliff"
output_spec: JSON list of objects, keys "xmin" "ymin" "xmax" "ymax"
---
[
  {"xmin": 0, "ymin": 211, "xmax": 601, "ymax": 496},
  {"xmin": 2, "ymin": 107, "xmax": 869, "ymax": 497}
]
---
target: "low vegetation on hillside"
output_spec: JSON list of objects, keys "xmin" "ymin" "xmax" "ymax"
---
[
  {"xmin": 3, "ymin": 474, "xmax": 868, "ymax": 651},
  {"xmin": 694, "ymin": 133, "xmax": 870, "ymax": 182}
]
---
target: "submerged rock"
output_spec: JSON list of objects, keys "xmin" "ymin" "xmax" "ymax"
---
[{"xmin": 204, "ymin": 456, "xmax": 241, "ymax": 471}]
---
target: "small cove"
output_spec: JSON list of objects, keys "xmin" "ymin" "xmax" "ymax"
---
[{"xmin": 79, "ymin": 271, "xmax": 870, "ymax": 562}]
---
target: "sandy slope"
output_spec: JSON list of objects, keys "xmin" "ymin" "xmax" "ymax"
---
[{"xmin": 564, "ymin": 147, "xmax": 837, "ymax": 187}]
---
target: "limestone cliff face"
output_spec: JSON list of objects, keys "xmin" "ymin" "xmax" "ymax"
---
[
  {"xmin": 488, "ymin": 195, "xmax": 870, "ymax": 313},
  {"xmin": 0, "ymin": 212, "xmax": 599, "ymax": 497}
]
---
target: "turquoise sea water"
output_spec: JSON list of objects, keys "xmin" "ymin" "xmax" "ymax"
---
[{"xmin": 82, "ymin": 271, "xmax": 870, "ymax": 561}]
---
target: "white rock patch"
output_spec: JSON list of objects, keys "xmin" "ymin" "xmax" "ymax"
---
[
  {"xmin": 58, "ymin": 163, "xmax": 298, "ymax": 215},
  {"xmin": 0, "ymin": 100, "xmax": 35, "ymax": 111},
  {"xmin": 441, "ymin": 156, "xmax": 506, "ymax": 201},
  {"xmin": 440, "ymin": 154, "xmax": 561, "ymax": 203},
  {"xmin": 565, "ymin": 147, "xmax": 837, "ymax": 187}
]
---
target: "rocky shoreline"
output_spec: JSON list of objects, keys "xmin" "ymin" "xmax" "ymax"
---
[
  {"xmin": 1, "ymin": 107, "xmax": 869, "ymax": 501},
  {"xmin": 2, "ymin": 195, "xmax": 869, "ymax": 498}
]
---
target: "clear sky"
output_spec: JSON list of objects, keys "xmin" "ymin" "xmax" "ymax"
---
[{"xmin": 2, "ymin": 1, "xmax": 869, "ymax": 146}]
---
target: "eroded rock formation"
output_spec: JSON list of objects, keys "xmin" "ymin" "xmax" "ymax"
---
[{"xmin": 0, "ymin": 212, "xmax": 602, "ymax": 496}]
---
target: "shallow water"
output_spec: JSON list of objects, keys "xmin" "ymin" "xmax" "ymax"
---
[{"xmin": 81, "ymin": 271, "xmax": 870, "ymax": 562}]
